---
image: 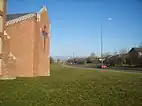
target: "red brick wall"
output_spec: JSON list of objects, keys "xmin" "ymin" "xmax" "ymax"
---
[
  {"xmin": 37, "ymin": 10, "xmax": 50, "ymax": 76},
  {"xmin": 5, "ymin": 10, "xmax": 50, "ymax": 77},
  {"xmin": 6, "ymin": 17, "xmax": 36, "ymax": 77},
  {"xmin": 33, "ymin": 16, "xmax": 40, "ymax": 76}
]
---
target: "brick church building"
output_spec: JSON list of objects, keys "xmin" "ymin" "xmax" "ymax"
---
[{"xmin": 0, "ymin": 0, "xmax": 50, "ymax": 79}]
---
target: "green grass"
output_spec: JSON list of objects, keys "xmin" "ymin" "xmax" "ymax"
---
[{"xmin": 0, "ymin": 64, "xmax": 142, "ymax": 106}]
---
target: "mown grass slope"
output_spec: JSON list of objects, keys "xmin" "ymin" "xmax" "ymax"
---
[{"xmin": 0, "ymin": 64, "xmax": 142, "ymax": 106}]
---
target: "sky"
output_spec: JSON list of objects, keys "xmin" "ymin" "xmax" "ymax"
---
[{"xmin": 7, "ymin": 0, "xmax": 142, "ymax": 57}]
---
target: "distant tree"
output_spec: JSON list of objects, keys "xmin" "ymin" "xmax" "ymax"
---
[
  {"xmin": 50, "ymin": 57, "xmax": 54, "ymax": 64},
  {"xmin": 113, "ymin": 51, "xmax": 118, "ymax": 55},
  {"xmin": 103, "ymin": 52, "xmax": 111, "ymax": 57},
  {"xmin": 86, "ymin": 56, "xmax": 100, "ymax": 64},
  {"xmin": 120, "ymin": 54, "xmax": 129, "ymax": 65},
  {"xmin": 117, "ymin": 51, "xmax": 129, "ymax": 65},
  {"xmin": 86, "ymin": 57, "xmax": 92, "ymax": 63},
  {"xmin": 139, "ymin": 41, "xmax": 142, "ymax": 48},
  {"xmin": 75, "ymin": 58, "xmax": 86, "ymax": 64},
  {"xmin": 90, "ymin": 52, "xmax": 96, "ymax": 57},
  {"xmin": 57, "ymin": 58, "xmax": 60, "ymax": 63},
  {"xmin": 119, "ymin": 48, "xmax": 128, "ymax": 54},
  {"xmin": 67, "ymin": 58, "xmax": 72, "ymax": 63}
]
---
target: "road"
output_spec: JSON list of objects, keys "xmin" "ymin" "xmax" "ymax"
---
[{"xmin": 62, "ymin": 64, "xmax": 142, "ymax": 74}]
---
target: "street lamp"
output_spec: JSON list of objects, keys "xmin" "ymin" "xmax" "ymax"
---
[
  {"xmin": 100, "ymin": 23, "xmax": 103, "ymax": 66},
  {"xmin": 100, "ymin": 18, "xmax": 112, "ymax": 66}
]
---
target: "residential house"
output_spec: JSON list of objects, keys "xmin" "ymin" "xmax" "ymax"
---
[
  {"xmin": 104, "ymin": 53, "xmax": 128, "ymax": 65},
  {"xmin": 128, "ymin": 47, "xmax": 142, "ymax": 65}
]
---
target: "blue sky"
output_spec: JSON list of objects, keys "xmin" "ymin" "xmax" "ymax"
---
[{"xmin": 7, "ymin": 0, "xmax": 142, "ymax": 57}]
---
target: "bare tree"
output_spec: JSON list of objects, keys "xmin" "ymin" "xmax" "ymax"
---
[
  {"xmin": 118, "ymin": 49, "xmax": 128, "ymax": 65},
  {"xmin": 139, "ymin": 41, "xmax": 142, "ymax": 48},
  {"xmin": 103, "ymin": 52, "xmax": 111, "ymax": 57},
  {"xmin": 50, "ymin": 57, "xmax": 54, "ymax": 64},
  {"xmin": 119, "ymin": 48, "xmax": 128, "ymax": 54},
  {"xmin": 90, "ymin": 52, "xmax": 96, "ymax": 57},
  {"xmin": 113, "ymin": 51, "xmax": 118, "ymax": 55}
]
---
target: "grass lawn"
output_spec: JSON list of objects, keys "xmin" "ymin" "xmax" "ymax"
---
[{"xmin": 0, "ymin": 64, "xmax": 142, "ymax": 106}]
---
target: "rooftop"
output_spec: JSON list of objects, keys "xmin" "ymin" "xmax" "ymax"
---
[
  {"xmin": 129, "ymin": 47, "xmax": 142, "ymax": 52},
  {"xmin": 6, "ymin": 13, "xmax": 35, "ymax": 21}
]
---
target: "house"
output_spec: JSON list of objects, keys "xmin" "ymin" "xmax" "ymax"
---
[
  {"xmin": 0, "ymin": 0, "xmax": 51, "ymax": 78},
  {"xmin": 128, "ymin": 47, "xmax": 142, "ymax": 65},
  {"xmin": 104, "ymin": 53, "xmax": 128, "ymax": 65},
  {"xmin": 103, "ymin": 55, "xmax": 119, "ymax": 65}
]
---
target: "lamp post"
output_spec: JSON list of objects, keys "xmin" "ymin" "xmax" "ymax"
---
[
  {"xmin": 100, "ymin": 18, "xmax": 112, "ymax": 66},
  {"xmin": 100, "ymin": 23, "xmax": 103, "ymax": 66}
]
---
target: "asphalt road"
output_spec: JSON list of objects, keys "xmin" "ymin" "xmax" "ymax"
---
[{"xmin": 63, "ymin": 64, "xmax": 142, "ymax": 74}]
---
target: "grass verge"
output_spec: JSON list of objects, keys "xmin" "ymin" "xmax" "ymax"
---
[{"xmin": 0, "ymin": 64, "xmax": 142, "ymax": 106}]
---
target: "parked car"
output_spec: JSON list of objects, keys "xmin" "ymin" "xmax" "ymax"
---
[
  {"xmin": 97, "ymin": 64, "xmax": 108, "ymax": 68},
  {"xmin": 102, "ymin": 65, "xmax": 107, "ymax": 68}
]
